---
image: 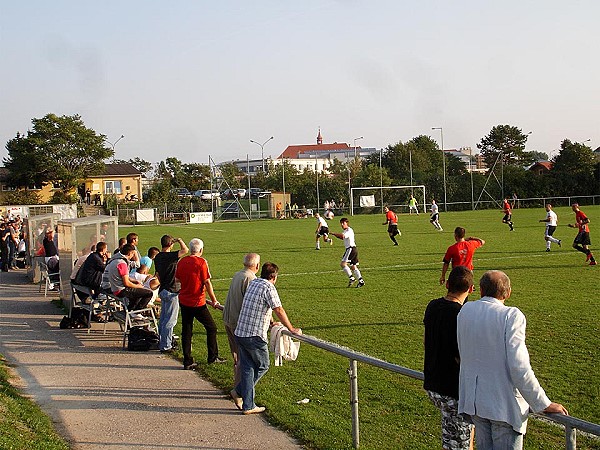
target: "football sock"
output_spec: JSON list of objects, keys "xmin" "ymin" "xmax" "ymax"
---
[
  {"xmin": 390, "ymin": 235, "xmax": 398, "ymax": 245},
  {"xmin": 343, "ymin": 266, "xmax": 352, "ymax": 277},
  {"xmin": 353, "ymin": 268, "xmax": 362, "ymax": 279}
]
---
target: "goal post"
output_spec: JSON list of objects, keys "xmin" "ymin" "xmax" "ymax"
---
[{"xmin": 350, "ymin": 185, "xmax": 426, "ymax": 216}]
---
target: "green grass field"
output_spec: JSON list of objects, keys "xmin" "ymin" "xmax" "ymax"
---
[{"xmin": 124, "ymin": 206, "xmax": 600, "ymax": 450}]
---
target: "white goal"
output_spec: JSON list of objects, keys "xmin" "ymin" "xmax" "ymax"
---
[{"xmin": 350, "ymin": 185, "xmax": 426, "ymax": 216}]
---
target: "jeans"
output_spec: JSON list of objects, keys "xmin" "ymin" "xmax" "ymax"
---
[
  {"xmin": 472, "ymin": 415, "xmax": 524, "ymax": 450},
  {"xmin": 158, "ymin": 289, "xmax": 179, "ymax": 351},
  {"xmin": 180, "ymin": 304, "xmax": 218, "ymax": 366},
  {"xmin": 235, "ymin": 335, "xmax": 270, "ymax": 411}
]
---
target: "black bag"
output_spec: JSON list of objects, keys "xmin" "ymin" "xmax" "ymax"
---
[
  {"xmin": 71, "ymin": 307, "xmax": 90, "ymax": 328},
  {"xmin": 127, "ymin": 327, "xmax": 159, "ymax": 351},
  {"xmin": 59, "ymin": 314, "xmax": 87, "ymax": 329}
]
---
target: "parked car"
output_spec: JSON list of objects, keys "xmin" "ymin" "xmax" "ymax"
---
[
  {"xmin": 247, "ymin": 188, "xmax": 271, "ymax": 198},
  {"xmin": 194, "ymin": 190, "xmax": 220, "ymax": 200},
  {"xmin": 171, "ymin": 188, "xmax": 193, "ymax": 198},
  {"xmin": 221, "ymin": 188, "xmax": 246, "ymax": 199}
]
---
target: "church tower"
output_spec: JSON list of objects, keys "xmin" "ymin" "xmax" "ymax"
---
[{"xmin": 317, "ymin": 127, "xmax": 323, "ymax": 145}]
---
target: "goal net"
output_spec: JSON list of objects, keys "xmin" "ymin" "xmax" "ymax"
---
[{"xmin": 350, "ymin": 185, "xmax": 426, "ymax": 216}]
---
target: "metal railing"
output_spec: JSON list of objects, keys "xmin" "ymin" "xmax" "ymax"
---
[{"xmin": 282, "ymin": 330, "xmax": 600, "ymax": 449}]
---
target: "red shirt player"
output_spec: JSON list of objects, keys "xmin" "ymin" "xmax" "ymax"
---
[
  {"xmin": 568, "ymin": 203, "xmax": 596, "ymax": 265},
  {"xmin": 502, "ymin": 198, "xmax": 514, "ymax": 231},
  {"xmin": 382, "ymin": 206, "xmax": 400, "ymax": 246},
  {"xmin": 440, "ymin": 227, "xmax": 485, "ymax": 285}
]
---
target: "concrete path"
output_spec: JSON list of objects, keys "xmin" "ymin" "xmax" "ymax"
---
[{"xmin": 0, "ymin": 269, "xmax": 302, "ymax": 450}]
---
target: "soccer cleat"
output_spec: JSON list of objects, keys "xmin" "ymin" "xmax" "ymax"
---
[
  {"xmin": 586, "ymin": 253, "xmax": 592, "ymax": 262},
  {"xmin": 590, "ymin": 260, "xmax": 597, "ymax": 266},
  {"xmin": 393, "ymin": 243, "xmax": 398, "ymax": 246},
  {"xmin": 545, "ymin": 248, "xmax": 550, "ymax": 252},
  {"xmin": 329, "ymin": 238, "xmax": 333, "ymax": 245},
  {"xmin": 347, "ymin": 277, "xmax": 356, "ymax": 287},
  {"xmin": 356, "ymin": 279, "xmax": 365, "ymax": 288},
  {"xmin": 315, "ymin": 247, "xmax": 320, "ymax": 250},
  {"xmin": 558, "ymin": 240, "xmax": 562, "ymax": 247}
]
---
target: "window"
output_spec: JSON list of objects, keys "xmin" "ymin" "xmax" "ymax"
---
[
  {"xmin": 1, "ymin": 184, "xmax": 16, "ymax": 192},
  {"xmin": 27, "ymin": 183, "xmax": 42, "ymax": 190},
  {"xmin": 104, "ymin": 180, "xmax": 122, "ymax": 195}
]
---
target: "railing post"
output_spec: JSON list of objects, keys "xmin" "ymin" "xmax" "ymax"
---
[
  {"xmin": 348, "ymin": 359, "xmax": 360, "ymax": 448},
  {"xmin": 566, "ymin": 425, "xmax": 576, "ymax": 450}
]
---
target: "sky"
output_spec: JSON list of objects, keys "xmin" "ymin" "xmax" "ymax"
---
[{"xmin": 1, "ymin": 1, "xmax": 599, "ymax": 167}]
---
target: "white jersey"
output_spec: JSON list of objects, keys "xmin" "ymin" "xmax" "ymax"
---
[
  {"xmin": 317, "ymin": 216, "xmax": 328, "ymax": 228},
  {"xmin": 431, "ymin": 203, "xmax": 439, "ymax": 215},
  {"xmin": 546, "ymin": 210, "xmax": 557, "ymax": 227},
  {"xmin": 343, "ymin": 227, "xmax": 356, "ymax": 248}
]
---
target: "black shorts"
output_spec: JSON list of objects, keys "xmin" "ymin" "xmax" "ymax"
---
[
  {"xmin": 430, "ymin": 213, "xmax": 439, "ymax": 223},
  {"xmin": 317, "ymin": 226, "xmax": 329, "ymax": 236},
  {"xmin": 503, "ymin": 213, "xmax": 512, "ymax": 222},
  {"xmin": 387, "ymin": 224, "xmax": 399, "ymax": 235},
  {"xmin": 342, "ymin": 247, "xmax": 359, "ymax": 266},
  {"xmin": 545, "ymin": 225, "xmax": 556, "ymax": 237},
  {"xmin": 574, "ymin": 231, "xmax": 591, "ymax": 246}
]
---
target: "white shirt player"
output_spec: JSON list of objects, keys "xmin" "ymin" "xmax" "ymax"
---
[
  {"xmin": 431, "ymin": 202, "xmax": 439, "ymax": 215},
  {"xmin": 343, "ymin": 226, "xmax": 356, "ymax": 248},
  {"xmin": 317, "ymin": 215, "xmax": 328, "ymax": 228},
  {"xmin": 546, "ymin": 210, "xmax": 557, "ymax": 227}
]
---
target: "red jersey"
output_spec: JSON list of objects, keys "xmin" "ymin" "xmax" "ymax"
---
[
  {"xmin": 443, "ymin": 240, "xmax": 482, "ymax": 270},
  {"xmin": 503, "ymin": 200, "xmax": 512, "ymax": 214},
  {"xmin": 575, "ymin": 210, "xmax": 590, "ymax": 233},
  {"xmin": 175, "ymin": 255, "xmax": 211, "ymax": 307},
  {"xmin": 386, "ymin": 210, "xmax": 398, "ymax": 225}
]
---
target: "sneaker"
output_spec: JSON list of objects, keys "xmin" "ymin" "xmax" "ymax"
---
[
  {"xmin": 243, "ymin": 406, "xmax": 265, "ymax": 415},
  {"xmin": 590, "ymin": 261, "xmax": 597, "ymax": 266},
  {"xmin": 393, "ymin": 243, "xmax": 398, "ymax": 246},
  {"xmin": 209, "ymin": 357, "xmax": 227, "ymax": 364},
  {"xmin": 356, "ymin": 279, "xmax": 365, "ymax": 288},
  {"xmin": 184, "ymin": 363, "xmax": 198, "ymax": 370},
  {"xmin": 558, "ymin": 240, "xmax": 562, "ymax": 247},
  {"xmin": 230, "ymin": 389, "xmax": 243, "ymax": 410},
  {"xmin": 347, "ymin": 277, "xmax": 356, "ymax": 287}
]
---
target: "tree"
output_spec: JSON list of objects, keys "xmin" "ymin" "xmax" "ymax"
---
[
  {"xmin": 113, "ymin": 157, "xmax": 153, "ymax": 176},
  {"xmin": 477, "ymin": 125, "xmax": 530, "ymax": 168},
  {"xmin": 551, "ymin": 139, "xmax": 597, "ymax": 195},
  {"xmin": 3, "ymin": 114, "xmax": 112, "ymax": 196}
]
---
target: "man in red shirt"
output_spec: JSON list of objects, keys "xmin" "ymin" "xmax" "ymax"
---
[
  {"xmin": 502, "ymin": 198, "xmax": 514, "ymax": 231},
  {"xmin": 440, "ymin": 227, "xmax": 485, "ymax": 285},
  {"xmin": 175, "ymin": 238, "xmax": 225, "ymax": 370},
  {"xmin": 568, "ymin": 203, "xmax": 596, "ymax": 265},
  {"xmin": 382, "ymin": 206, "xmax": 401, "ymax": 246}
]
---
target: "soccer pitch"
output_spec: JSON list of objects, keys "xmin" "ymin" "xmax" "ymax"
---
[{"xmin": 123, "ymin": 206, "xmax": 600, "ymax": 450}]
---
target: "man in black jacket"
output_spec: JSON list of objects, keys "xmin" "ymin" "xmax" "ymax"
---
[{"xmin": 75, "ymin": 241, "xmax": 110, "ymax": 299}]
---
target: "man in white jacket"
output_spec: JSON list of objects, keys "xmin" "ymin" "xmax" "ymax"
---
[{"xmin": 457, "ymin": 270, "xmax": 567, "ymax": 449}]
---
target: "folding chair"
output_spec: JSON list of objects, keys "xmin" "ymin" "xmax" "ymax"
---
[
  {"xmin": 38, "ymin": 261, "xmax": 60, "ymax": 297},
  {"xmin": 70, "ymin": 283, "xmax": 110, "ymax": 334},
  {"xmin": 105, "ymin": 294, "xmax": 158, "ymax": 349}
]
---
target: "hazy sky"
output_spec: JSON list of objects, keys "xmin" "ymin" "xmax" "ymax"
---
[{"xmin": 1, "ymin": 1, "xmax": 598, "ymax": 166}]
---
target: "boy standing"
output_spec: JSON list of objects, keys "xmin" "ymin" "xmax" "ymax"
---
[{"xmin": 332, "ymin": 218, "xmax": 365, "ymax": 288}]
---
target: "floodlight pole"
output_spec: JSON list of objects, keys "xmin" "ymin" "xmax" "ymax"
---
[
  {"xmin": 106, "ymin": 134, "xmax": 124, "ymax": 163},
  {"xmin": 432, "ymin": 127, "xmax": 447, "ymax": 212},
  {"xmin": 250, "ymin": 136, "xmax": 274, "ymax": 173},
  {"xmin": 380, "ymin": 148, "xmax": 384, "ymax": 213}
]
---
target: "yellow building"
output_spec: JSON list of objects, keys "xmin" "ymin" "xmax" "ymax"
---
[{"xmin": 0, "ymin": 163, "xmax": 142, "ymax": 205}]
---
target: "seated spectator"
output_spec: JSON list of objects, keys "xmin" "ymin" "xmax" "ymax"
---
[
  {"xmin": 43, "ymin": 228, "xmax": 60, "ymax": 286},
  {"xmin": 114, "ymin": 237, "xmax": 127, "ymax": 255},
  {"xmin": 74, "ymin": 242, "xmax": 110, "ymax": 299},
  {"xmin": 101, "ymin": 244, "xmax": 153, "ymax": 311},
  {"xmin": 70, "ymin": 245, "xmax": 94, "ymax": 282}
]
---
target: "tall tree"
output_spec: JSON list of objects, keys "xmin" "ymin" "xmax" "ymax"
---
[
  {"xmin": 477, "ymin": 125, "xmax": 530, "ymax": 168},
  {"xmin": 3, "ymin": 114, "xmax": 112, "ymax": 196},
  {"xmin": 551, "ymin": 139, "xmax": 597, "ymax": 195}
]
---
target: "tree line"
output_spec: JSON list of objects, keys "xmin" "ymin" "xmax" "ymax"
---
[{"xmin": 3, "ymin": 114, "xmax": 599, "ymax": 208}]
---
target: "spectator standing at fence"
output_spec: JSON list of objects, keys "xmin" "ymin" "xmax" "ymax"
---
[
  {"xmin": 502, "ymin": 197, "xmax": 514, "ymax": 231},
  {"xmin": 331, "ymin": 217, "xmax": 365, "ymax": 288},
  {"xmin": 223, "ymin": 253, "xmax": 260, "ymax": 394},
  {"xmin": 457, "ymin": 270, "xmax": 568, "ymax": 449},
  {"xmin": 101, "ymin": 244, "xmax": 153, "ymax": 312},
  {"xmin": 175, "ymin": 238, "xmax": 224, "ymax": 370},
  {"xmin": 382, "ymin": 206, "xmax": 401, "ymax": 246},
  {"xmin": 0, "ymin": 221, "xmax": 10, "ymax": 272},
  {"xmin": 568, "ymin": 203, "xmax": 597, "ymax": 265},
  {"xmin": 424, "ymin": 265, "xmax": 475, "ymax": 450},
  {"xmin": 234, "ymin": 262, "xmax": 301, "ymax": 414},
  {"xmin": 440, "ymin": 227, "xmax": 485, "ymax": 285},
  {"xmin": 409, "ymin": 194, "xmax": 419, "ymax": 215},
  {"xmin": 539, "ymin": 204, "xmax": 561, "ymax": 252},
  {"xmin": 154, "ymin": 235, "xmax": 188, "ymax": 354},
  {"xmin": 430, "ymin": 200, "xmax": 443, "ymax": 231}
]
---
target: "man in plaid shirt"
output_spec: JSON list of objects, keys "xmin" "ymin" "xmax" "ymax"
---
[{"xmin": 233, "ymin": 262, "xmax": 301, "ymax": 415}]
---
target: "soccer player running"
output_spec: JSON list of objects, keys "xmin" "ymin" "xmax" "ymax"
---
[
  {"xmin": 430, "ymin": 199, "xmax": 443, "ymax": 231},
  {"xmin": 440, "ymin": 227, "xmax": 485, "ymax": 285},
  {"xmin": 314, "ymin": 213, "xmax": 332, "ymax": 250},
  {"xmin": 502, "ymin": 197, "xmax": 514, "ymax": 231},
  {"xmin": 539, "ymin": 204, "xmax": 561, "ymax": 252},
  {"xmin": 568, "ymin": 203, "xmax": 596, "ymax": 265},
  {"xmin": 382, "ymin": 206, "xmax": 401, "ymax": 246},
  {"xmin": 332, "ymin": 218, "xmax": 365, "ymax": 288}
]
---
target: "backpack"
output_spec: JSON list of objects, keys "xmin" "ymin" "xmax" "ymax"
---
[
  {"xmin": 59, "ymin": 308, "xmax": 89, "ymax": 329},
  {"xmin": 127, "ymin": 327, "xmax": 160, "ymax": 351}
]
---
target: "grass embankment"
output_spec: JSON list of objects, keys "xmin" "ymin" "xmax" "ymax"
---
[
  {"xmin": 125, "ymin": 206, "xmax": 600, "ymax": 449},
  {"xmin": 0, "ymin": 357, "xmax": 69, "ymax": 450}
]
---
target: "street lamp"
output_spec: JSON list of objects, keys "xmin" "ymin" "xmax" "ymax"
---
[
  {"xmin": 250, "ymin": 136, "xmax": 274, "ymax": 173},
  {"xmin": 353, "ymin": 136, "xmax": 364, "ymax": 158},
  {"xmin": 106, "ymin": 134, "xmax": 124, "ymax": 161},
  {"xmin": 431, "ymin": 127, "xmax": 446, "ymax": 212}
]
